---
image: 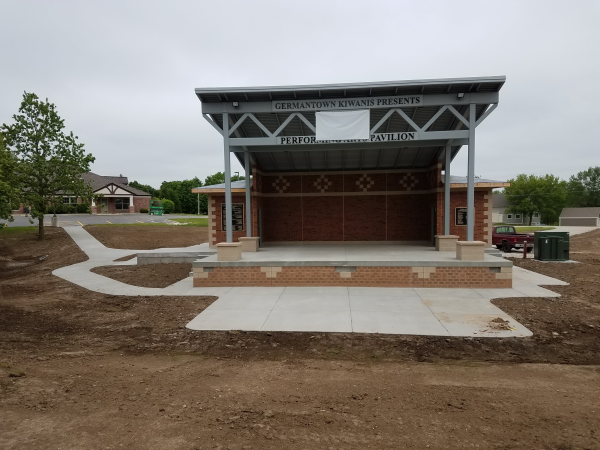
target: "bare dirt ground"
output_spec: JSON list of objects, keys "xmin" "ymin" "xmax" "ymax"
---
[
  {"xmin": 92, "ymin": 263, "xmax": 192, "ymax": 288},
  {"xmin": 1, "ymin": 227, "xmax": 600, "ymax": 449},
  {"xmin": 84, "ymin": 224, "xmax": 208, "ymax": 249}
]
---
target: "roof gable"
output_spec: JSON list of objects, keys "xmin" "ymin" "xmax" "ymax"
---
[{"xmin": 81, "ymin": 172, "xmax": 151, "ymax": 196}]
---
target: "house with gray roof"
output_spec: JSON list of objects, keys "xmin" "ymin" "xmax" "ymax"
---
[
  {"xmin": 559, "ymin": 207, "xmax": 600, "ymax": 226},
  {"xmin": 492, "ymin": 192, "xmax": 541, "ymax": 225},
  {"xmin": 14, "ymin": 172, "xmax": 152, "ymax": 215},
  {"xmin": 81, "ymin": 172, "xmax": 151, "ymax": 214}
]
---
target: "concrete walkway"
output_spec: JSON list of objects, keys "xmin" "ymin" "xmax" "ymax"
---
[
  {"xmin": 53, "ymin": 226, "xmax": 230, "ymax": 297},
  {"xmin": 53, "ymin": 226, "xmax": 569, "ymax": 337}
]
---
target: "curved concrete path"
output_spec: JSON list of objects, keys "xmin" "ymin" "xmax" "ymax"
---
[
  {"xmin": 52, "ymin": 226, "xmax": 569, "ymax": 337},
  {"xmin": 53, "ymin": 226, "xmax": 230, "ymax": 297}
]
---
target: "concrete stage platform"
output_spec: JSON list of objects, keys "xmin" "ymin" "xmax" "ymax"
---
[{"xmin": 192, "ymin": 244, "xmax": 513, "ymax": 288}]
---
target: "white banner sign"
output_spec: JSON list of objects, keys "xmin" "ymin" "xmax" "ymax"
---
[
  {"xmin": 277, "ymin": 132, "xmax": 417, "ymax": 145},
  {"xmin": 272, "ymin": 95, "xmax": 422, "ymax": 112},
  {"xmin": 316, "ymin": 110, "xmax": 370, "ymax": 141}
]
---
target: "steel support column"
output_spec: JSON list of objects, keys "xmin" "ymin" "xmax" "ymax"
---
[
  {"xmin": 444, "ymin": 145, "xmax": 451, "ymax": 235},
  {"xmin": 223, "ymin": 112, "xmax": 233, "ymax": 242},
  {"xmin": 467, "ymin": 104, "xmax": 476, "ymax": 241},
  {"xmin": 244, "ymin": 150, "xmax": 252, "ymax": 237}
]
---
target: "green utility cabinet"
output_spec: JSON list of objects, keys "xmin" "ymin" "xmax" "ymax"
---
[
  {"xmin": 534, "ymin": 231, "xmax": 570, "ymax": 260},
  {"xmin": 534, "ymin": 231, "xmax": 569, "ymax": 261}
]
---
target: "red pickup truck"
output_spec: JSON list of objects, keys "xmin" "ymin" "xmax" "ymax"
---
[{"xmin": 492, "ymin": 226, "xmax": 534, "ymax": 253}]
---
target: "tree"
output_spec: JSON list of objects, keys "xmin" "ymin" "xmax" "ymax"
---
[
  {"xmin": 504, "ymin": 174, "xmax": 566, "ymax": 225},
  {"xmin": 566, "ymin": 166, "xmax": 600, "ymax": 207},
  {"xmin": 159, "ymin": 184, "xmax": 182, "ymax": 213},
  {"xmin": 1, "ymin": 92, "xmax": 95, "ymax": 239},
  {"xmin": 129, "ymin": 180, "xmax": 159, "ymax": 198},
  {"xmin": 204, "ymin": 171, "xmax": 245, "ymax": 186},
  {"xmin": 0, "ymin": 133, "xmax": 20, "ymax": 222}
]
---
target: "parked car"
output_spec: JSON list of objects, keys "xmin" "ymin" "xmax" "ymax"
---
[{"xmin": 492, "ymin": 226, "xmax": 534, "ymax": 253}]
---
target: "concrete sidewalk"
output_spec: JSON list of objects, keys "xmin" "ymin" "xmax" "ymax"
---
[
  {"xmin": 53, "ymin": 226, "xmax": 227, "ymax": 297},
  {"xmin": 186, "ymin": 268, "xmax": 566, "ymax": 337},
  {"xmin": 53, "ymin": 226, "xmax": 568, "ymax": 337}
]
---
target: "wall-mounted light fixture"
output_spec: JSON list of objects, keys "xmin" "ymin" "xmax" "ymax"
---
[
  {"xmin": 232, "ymin": 101, "xmax": 239, "ymax": 107},
  {"xmin": 457, "ymin": 93, "xmax": 465, "ymax": 99}
]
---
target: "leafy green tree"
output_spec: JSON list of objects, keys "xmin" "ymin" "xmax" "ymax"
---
[
  {"xmin": 159, "ymin": 184, "xmax": 182, "ymax": 213},
  {"xmin": 1, "ymin": 92, "xmax": 95, "ymax": 239},
  {"xmin": 204, "ymin": 171, "xmax": 245, "ymax": 186},
  {"xmin": 504, "ymin": 174, "xmax": 566, "ymax": 225},
  {"xmin": 566, "ymin": 166, "xmax": 600, "ymax": 207},
  {"xmin": 129, "ymin": 180, "xmax": 159, "ymax": 198},
  {"xmin": 175, "ymin": 177, "xmax": 202, "ymax": 214},
  {"xmin": 0, "ymin": 133, "xmax": 21, "ymax": 222}
]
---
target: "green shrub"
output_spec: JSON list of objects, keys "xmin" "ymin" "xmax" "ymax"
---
[
  {"xmin": 53, "ymin": 203, "xmax": 67, "ymax": 214},
  {"xmin": 76, "ymin": 203, "xmax": 90, "ymax": 213},
  {"xmin": 161, "ymin": 198, "xmax": 175, "ymax": 214},
  {"xmin": 140, "ymin": 208, "xmax": 148, "ymax": 213}
]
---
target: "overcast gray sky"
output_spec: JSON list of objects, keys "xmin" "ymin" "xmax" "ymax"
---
[{"xmin": 1, "ymin": 0, "xmax": 599, "ymax": 188}]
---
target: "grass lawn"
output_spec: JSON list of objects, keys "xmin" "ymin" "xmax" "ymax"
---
[
  {"xmin": 514, "ymin": 226, "xmax": 555, "ymax": 233},
  {"xmin": 0, "ymin": 225, "xmax": 38, "ymax": 235},
  {"xmin": 168, "ymin": 218, "xmax": 208, "ymax": 227},
  {"xmin": 89, "ymin": 223, "xmax": 167, "ymax": 227}
]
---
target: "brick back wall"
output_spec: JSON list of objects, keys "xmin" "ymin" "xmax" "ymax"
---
[
  {"xmin": 343, "ymin": 195, "xmax": 387, "ymax": 241},
  {"xmin": 209, "ymin": 169, "xmax": 492, "ymax": 244},
  {"xmin": 302, "ymin": 196, "xmax": 343, "ymax": 241}
]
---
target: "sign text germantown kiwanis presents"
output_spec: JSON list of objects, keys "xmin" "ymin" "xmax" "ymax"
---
[
  {"xmin": 272, "ymin": 95, "xmax": 422, "ymax": 111},
  {"xmin": 278, "ymin": 133, "xmax": 417, "ymax": 145}
]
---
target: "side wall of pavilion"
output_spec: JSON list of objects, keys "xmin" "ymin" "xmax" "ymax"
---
[{"xmin": 206, "ymin": 163, "xmax": 493, "ymax": 247}]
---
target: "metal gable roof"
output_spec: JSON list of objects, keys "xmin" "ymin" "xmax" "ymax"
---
[
  {"xmin": 195, "ymin": 76, "xmax": 505, "ymax": 103},
  {"xmin": 196, "ymin": 76, "xmax": 505, "ymax": 173}
]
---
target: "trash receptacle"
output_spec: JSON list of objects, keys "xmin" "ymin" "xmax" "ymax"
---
[
  {"xmin": 536, "ymin": 236, "xmax": 565, "ymax": 261},
  {"xmin": 534, "ymin": 231, "xmax": 570, "ymax": 260}
]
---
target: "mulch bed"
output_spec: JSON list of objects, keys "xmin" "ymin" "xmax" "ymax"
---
[
  {"xmin": 84, "ymin": 225, "xmax": 208, "ymax": 249},
  {"xmin": 91, "ymin": 263, "xmax": 192, "ymax": 288}
]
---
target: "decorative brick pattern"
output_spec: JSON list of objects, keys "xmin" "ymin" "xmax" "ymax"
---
[
  {"xmin": 192, "ymin": 265, "xmax": 511, "ymax": 288},
  {"xmin": 313, "ymin": 175, "xmax": 333, "ymax": 193},
  {"xmin": 356, "ymin": 174, "xmax": 375, "ymax": 192},
  {"xmin": 345, "ymin": 173, "xmax": 386, "ymax": 193},
  {"xmin": 399, "ymin": 172, "xmax": 419, "ymax": 191},
  {"xmin": 495, "ymin": 266, "xmax": 512, "ymax": 280},
  {"xmin": 483, "ymin": 193, "xmax": 493, "ymax": 245},
  {"xmin": 272, "ymin": 176, "xmax": 290, "ymax": 194},
  {"xmin": 303, "ymin": 174, "xmax": 343, "ymax": 194},
  {"xmin": 208, "ymin": 195, "xmax": 217, "ymax": 248},
  {"xmin": 260, "ymin": 266, "xmax": 282, "ymax": 278},
  {"xmin": 412, "ymin": 266, "xmax": 436, "ymax": 278}
]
